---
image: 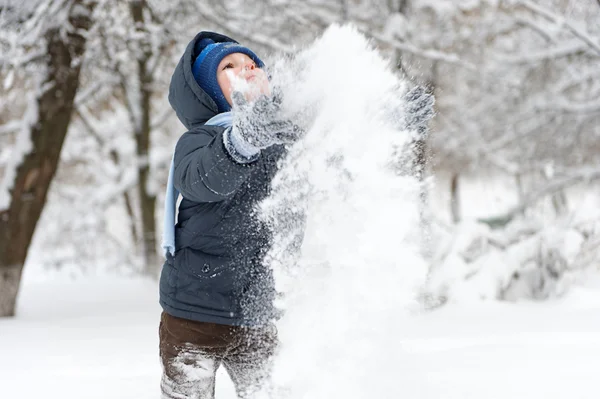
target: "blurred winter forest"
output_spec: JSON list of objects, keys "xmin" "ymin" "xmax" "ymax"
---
[{"xmin": 1, "ymin": 0, "xmax": 599, "ymax": 316}]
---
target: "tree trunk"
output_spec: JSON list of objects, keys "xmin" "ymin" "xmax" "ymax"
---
[
  {"xmin": 515, "ymin": 173, "xmax": 524, "ymax": 203},
  {"xmin": 0, "ymin": 265, "xmax": 22, "ymax": 317},
  {"xmin": 130, "ymin": 0, "xmax": 159, "ymax": 277},
  {"xmin": 450, "ymin": 173, "xmax": 461, "ymax": 224},
  {"xmin": 339, "ymin": 0, "xmax": 349, "ymax": 21},
  {"xmin": 0, "ymin": 1, "xmax": 96, "ymax": 317},
  {"xmin": 551, "ymin": 190, "xmax": 568, "ymax": 216}
]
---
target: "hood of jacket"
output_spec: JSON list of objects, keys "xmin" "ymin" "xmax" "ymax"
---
[{"xmin": 168, "ymin": 31, "xmax": 240, "ymax": 129}]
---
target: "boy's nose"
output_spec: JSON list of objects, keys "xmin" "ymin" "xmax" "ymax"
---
[{"xmin": 244, "ymin": 63, "xmax": 255, "ymax": 71}]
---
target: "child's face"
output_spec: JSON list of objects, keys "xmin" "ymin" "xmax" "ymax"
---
[{"xmin": 217, "ymin": 53, "xmax": 270, "ymax": 107}]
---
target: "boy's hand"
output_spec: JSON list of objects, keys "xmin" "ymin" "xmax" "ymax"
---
[
  {"xmin": 401, "ymin": 86, "xmax": 435, "ymax": 138},
  {"xmin": 224, "ymin": 91, "xmax": 302, "ymax": 162}
]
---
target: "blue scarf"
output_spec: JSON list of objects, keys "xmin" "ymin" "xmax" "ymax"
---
[{"xmin": 161, "ymin": 112, "xmax": 233, "ymax": 257}]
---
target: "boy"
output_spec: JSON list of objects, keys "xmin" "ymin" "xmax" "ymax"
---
[
  {"xmin": 159, "ymin": 30, "xmax": 434, "ymax": 399},
  {"xmin": 159, "ymin": 31, "xmax": 299, "ymax": 399}
]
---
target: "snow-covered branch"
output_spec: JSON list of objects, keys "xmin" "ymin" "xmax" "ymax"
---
[
  {"xmin": 479, "ymin": 167, "xmax": 600, "ymax": 228},
  {"xmin": 501, "ymin": 40, "xmax": 587, "ymax": 63},
  {"xmin": 150, "ymin": 107, "xmax": 174, "ymax": 130},
  {"xmin": 513, "ymin": 15, "xmax": 557, "ymax": 43},
  {"xmin": 0, "ymin": 120, "xmax": 21, "ymax": 137},
  {"xmin": 536, "ymin": 99, "xmax": 600, "ymax": 114},
  {"xmin": 73, "ymin": 106, "xmax": 103, "ymax": 145},
  {"xmin": 518, "ymin": 0, "xmax": 600, "ymax": 56},
  {"xmin": 193, "ymin": 5, "xmax": 295, "ymax": 54},
  {"xmin": 74, "ymin": 76, "xmax": 119, "ymax": 107},
  {"xmin": 554, "ymin": 67, "xmax": 600, "ymax": 93},
  {"xmin": 370, "ymin": 31, "xmax": 477, "ymax": 70},
  {"xmin": 0, "ymin": 49, "xmax": 46, "ymax": 68}
]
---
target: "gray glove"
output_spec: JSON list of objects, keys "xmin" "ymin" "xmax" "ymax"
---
[
  {"xmin": 402, "ymin": 86, "xmax": 435, "ymax": 137},
  {"xmin": 224, "ymin": 90, "xmax": 302, "ymax": 163}
]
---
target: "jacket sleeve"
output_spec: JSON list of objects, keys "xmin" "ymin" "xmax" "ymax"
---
[{"xmin": 173, "ymin": 125, "xmax": 258, "ymax": 202}]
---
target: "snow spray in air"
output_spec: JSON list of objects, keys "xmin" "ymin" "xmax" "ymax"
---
[{"xmin": 253, "ymin": 24, "xmax": 430, "ymax": 398}]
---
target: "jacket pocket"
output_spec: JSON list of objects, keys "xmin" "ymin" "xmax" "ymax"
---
[{"xmin": 174, "ymin": 249, "xmax": 239, "ymax": 313}]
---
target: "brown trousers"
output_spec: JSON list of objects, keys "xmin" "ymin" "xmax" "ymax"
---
[{"xmin": 159, "ymin": 312, "xmax": 278, "ymax": 399}]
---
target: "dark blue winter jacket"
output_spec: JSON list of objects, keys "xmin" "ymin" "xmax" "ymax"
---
[{"xmin": 159, "ymin": 32, "xmax": 286, "ymax": 326}]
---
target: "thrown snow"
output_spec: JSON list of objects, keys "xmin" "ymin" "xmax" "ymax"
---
[{"xmin": 255, "ymin": 25, "xmax": 426, "ymax": 398}]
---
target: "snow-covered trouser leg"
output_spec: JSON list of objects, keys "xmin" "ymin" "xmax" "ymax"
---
[
  {"xmin": 159, "ymin": 312, "xmax": 223, "ymax": 399},
  {"xmin": 160, "ymin": 345, "xmax": 220, "ymax": 399},
  {"xmin": 159, "ymin": 312, "xmax": 278, "ymax": 399},
  {"xmin": 222, "ymin": 324, "xmax": 278, "ymax": 399}
]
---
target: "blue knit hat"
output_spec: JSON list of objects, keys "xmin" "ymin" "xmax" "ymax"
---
[{"xmin": 192, "ymin": 38, "xmax": 265, "ymax": 113}]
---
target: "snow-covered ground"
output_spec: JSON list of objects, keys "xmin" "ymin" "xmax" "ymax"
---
[{"xmin": 2, "ymin": 268, "xmax": 600, "ymax": 399}]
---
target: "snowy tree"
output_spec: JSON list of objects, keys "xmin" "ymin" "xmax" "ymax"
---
[
  {"xmin": 394, "ymin": 0, "xmax": 600, "ymax": 220},
  {"xmin": 83, "ymin": 0, "xmax": 177, "ymax": 275},
  {"xmin": 393, "ymin": 0, "xmax": 600, "ymax": 303},
  {"xmin": 0, "ymin": 0, "xmax": 97, "ymax": 317},
  {"xmin": 32, "ymin": 0, "xmax": 200, "ymax": 277}
]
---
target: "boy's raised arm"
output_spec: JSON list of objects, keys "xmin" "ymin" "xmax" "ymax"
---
[{"xmin": 173, "ymin": 127, "xmax": 256, "ymax": 202}]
